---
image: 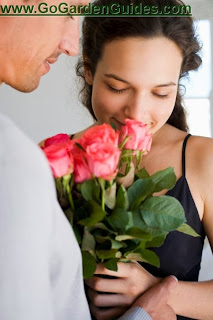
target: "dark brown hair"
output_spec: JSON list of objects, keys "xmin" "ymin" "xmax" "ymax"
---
[{"xmin": 76, "ymin": 0, "xmax": 202, "ymax": 131}]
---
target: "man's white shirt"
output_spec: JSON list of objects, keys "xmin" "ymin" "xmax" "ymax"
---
[{"xmin": 0, "ymin": 113, "xmax": 151, "ymax": 320}]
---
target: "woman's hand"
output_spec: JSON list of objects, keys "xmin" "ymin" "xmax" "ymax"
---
[{"xmin": 85, "ymin": 261, "xmax": 160, "ymax": 320}]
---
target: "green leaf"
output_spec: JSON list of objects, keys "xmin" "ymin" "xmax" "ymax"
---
[
  {"xmin": 75, "ymin": 205, "xmax": 88, "ymax": 221},
  {"xmin": 121, "ymin": 240, "xmax": 140, "ymax": 253},
  {"xmin": 177, "ymin": 223, "xmax": 200, "ymax": 237},
  {"xmin": 82, "ymin": 251, "xmax": 97, "ymax": 279},
  {"xmin": 110, "ymin": 239, "xmax": 126, "ymax": 249},
  {"xmin": 104, "ymin": 258, "xmax": 118, "ymax": 272},
  {"xmin": 136, "ymin": 167, "xmax": 150, "ymax": 179},
  {"xmin": 151, "ymin": 167, "xmax": 176, "ymax": 193},
  {"xmin": 55, "ymin": 177, "xmax": 71, "ymax": 209},
  {"xmin": 96, "ymin": 249, "xmax": 118, "ymax": 260},
  {"xmin": 90, "ymin": 222, "xmax": 117, "ymax": 234},
  {"xmin": 116, "ymin": 227, "xmax": 152, "ymax": 241},
  {"xmin": 140, "ymin": 196, "xmax": 186, "ymax": 232},
  {"xmin": 125, "ymin": 249, "xmax": 160, "ymax": 267},
  {"xmin": 105, "ymin": 183, "xmax": 117, "ymax": 209},
  {"xmin": 64, "ymin": 207, "xmax": 74, "ymax": 225},
  {"xmin": 145, "ymin": 233, "xmax": 168, "ymax": 248},
  {"xmin": 116, "ymin": 185, "xmax": 129, "ymax": 210},
  {"xmin": 78, "ymin": 200, "xmax": 106, "ymax": 227},
  {"xmin": 127, "ymin": 178, "xmax": 154, "ymax": 210},
  {"xmin": 95, "ymin": 235, "xmax": 124, "ymax": 249},
  {"xmin": 82, "ymin": 229, "xmax": 96, "ymax": 251},
  {"xmin": 55, "ymin": 177, "xmax": 63, "ymax": 195},
  {"xmin": 124, "ymin": 252, "xmax": 145, "ymax": 262},
  {"xmin": 132, "ymin": 209, "xmax": 168, "ymax": 237},
  {"xmin": 73, "ymin": 225, "xmax": 82, "ymax": 245},
  {"xmin": 81, "ymin": 180, "xmax": 100, "ymax": 201},
  {"xmin": 132, "ymin": 209, "xmax": 148, "ymax": 231},
  {"xmin": 107, "ymin": 208, "xmax": 133, "ymax": 233}
]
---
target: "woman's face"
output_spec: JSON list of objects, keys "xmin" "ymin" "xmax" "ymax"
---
[{"xmin": 85, "ymin": 36, "xmax": 183, "ymax": 135}]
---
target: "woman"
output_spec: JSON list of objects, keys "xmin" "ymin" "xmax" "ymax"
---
[{"xmin": 73, "ymin": 0, "xmax": 213, "ymax": 318}]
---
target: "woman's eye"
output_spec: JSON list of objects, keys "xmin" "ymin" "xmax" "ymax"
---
[
  {"xmin": 108, "ymin": 85, "xmax": 126, "ymax": 94},
  {"xmin": 153, "ymin": 92, "xmax": 169, "ymax": 99}
]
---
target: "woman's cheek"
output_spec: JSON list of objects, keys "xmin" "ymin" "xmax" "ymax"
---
[{"xmin": 92, "ymin": 89, "xmax": 123, "ymax": 119}]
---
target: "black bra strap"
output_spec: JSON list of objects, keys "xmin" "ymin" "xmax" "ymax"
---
[
  {"xmin": 70, "ymin": 134, "xmax": 74, "ymax": 140},
  {"xmin": 182, "ymin": 133, "xmax": 191, "ymax": 177}
]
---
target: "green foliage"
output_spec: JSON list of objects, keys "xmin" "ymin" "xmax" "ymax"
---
[
  {"xmin": 127, "ymin": 178, "xmax": 154, "ymax": 210},
  {"xmin": 81, "ymin": 180, "xmax": 100, "ymax": 202},
  {"xmin": 140, "ymin": 196, "xmax": 186, "ymax": 232},
  {"xmin": 115, "ymin": 185, "xmax": 129, "ymax": 210},
  {"xmin": 82, "ymin": 251, "xmax": 97, "ymax": 279},
  {"xmin": 58, "ymin": 167, "xmax": 199, "ymax": 279},
  {"xmin": 104, "ymin": 258, "xmax": 118, "ymax": 271},
  {"xmin": 177, "ymin": 223, "xmax": 200, "ymax": 237}
]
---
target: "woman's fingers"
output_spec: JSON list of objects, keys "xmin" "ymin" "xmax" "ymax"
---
[
  {"xmin": 87, "ymin": 287, "xmax": 135, "ymax": 307},
  {"xmin": 94, "ymin": 261, "xmax": 139, "ymax": 277},
  {"xmin": 85, "ymin": 276, "xmax": 128, "ymax": 294}
]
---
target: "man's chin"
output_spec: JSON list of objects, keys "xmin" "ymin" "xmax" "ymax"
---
[{"xmin": 8, "ymin": 78, "xmax": 40, "ymax": 93}]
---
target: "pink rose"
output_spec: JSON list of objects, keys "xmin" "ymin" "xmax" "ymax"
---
[
  {"xmin": 80, "ymin": 124, "xmax": 119, "ymax": 149},
  {"xmin": 72, "ymin": 124, "xmax": 121, "ymax": 182},
  {"xmin": 72, "ymin": 144, "xmax": 92, "ymax": 183},
  {"xmin": 119, "ymin": 119, "xmax": 152, "ymax": 154},
  {"xmin": 86, "ymin": 142, "xmax": 121, "ymax": 180},
  {"xmin": 44, "ymin": 133, "xmax": 70, "ymax": 148},
  {"xmin": 42, "ymin": 140, "xmax": 74, "ymax": 178}
]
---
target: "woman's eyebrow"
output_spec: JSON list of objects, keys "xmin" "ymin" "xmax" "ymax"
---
[
  {"xmin": 104, "ymin": 74, "xmax": 130, "ymax": 84},
  {"xmin": 154, "ymin": 82, "xmax": 177, "ymax": 88},
  {"xmin": 104, "ymin": 74, "xmax": 177, "ymax": 88}
]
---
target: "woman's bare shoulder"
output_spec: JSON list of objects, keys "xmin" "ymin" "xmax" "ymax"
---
[
  {"xmin": 187, "ymin": 135, "xmax": 213, "ymax": 191},
  {"xmin": 188, "ymin": 135, "xmax": 213, "ymax": 162}
]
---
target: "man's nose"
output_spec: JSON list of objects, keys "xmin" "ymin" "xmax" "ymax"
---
[{"xmin": 59, "ymin": 17, "xmax": 80, "ymax": 56}]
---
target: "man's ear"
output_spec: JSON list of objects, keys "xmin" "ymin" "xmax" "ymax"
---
[{"xmin": 83, "ymin": 54, "xmax": 93, "ymax": 85}]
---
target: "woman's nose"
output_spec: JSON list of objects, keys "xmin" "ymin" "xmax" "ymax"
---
[{"xmin": 124, "ymin": 93, "xmax": 150, "ymax": 122}]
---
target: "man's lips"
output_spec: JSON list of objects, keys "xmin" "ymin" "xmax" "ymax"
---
[
  {"xmin": 43, "ymin": 58, "xmax": 58, "ymax": 74},
  {"xmin": 44, "ymin": 60, "xmax": 50, "ymax": 73},
  {"xmin": 46, "ymin": 58, "xmax": 58, "ymax": 64}
]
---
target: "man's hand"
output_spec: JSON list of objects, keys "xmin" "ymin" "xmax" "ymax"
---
[{"xmin": 132, "ymin": 275, "xmax": 178, "ymax": 320}]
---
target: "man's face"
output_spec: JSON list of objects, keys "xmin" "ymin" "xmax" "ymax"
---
[{"xmin": 0, "ymin": 0, "xmax": 89, "ymax": 92}]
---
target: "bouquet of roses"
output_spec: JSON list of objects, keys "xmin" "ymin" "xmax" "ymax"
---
[{"xmin": 42, "ymin": 119, "xmax": 199, "ymax": 279}]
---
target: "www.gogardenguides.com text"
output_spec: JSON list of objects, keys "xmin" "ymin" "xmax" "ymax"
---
[{"xmin": 0, "ymin": 2, "xmax": 192, "ymax": 15}]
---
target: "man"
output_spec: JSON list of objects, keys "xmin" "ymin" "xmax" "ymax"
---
[{"xmin": 0, "ymin": 0, "xmax": 177, "ymax": 319}]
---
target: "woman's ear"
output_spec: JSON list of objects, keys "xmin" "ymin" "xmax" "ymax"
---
[
  {"xmin": 84, "ymin": 67, "xmax": 93, "ymax": 85},
  {"xmin": 83, "ymin": 54, "xmax": 93, "ymax": 85}
]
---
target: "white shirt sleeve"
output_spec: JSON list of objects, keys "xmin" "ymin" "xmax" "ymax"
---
[
  {"xmin": 0, "ymin": 114, "xmax": 91, "ymax": 320},
  {"xmin": 119, "ymin": 307, "xmax": 152, "ymax": 320}
]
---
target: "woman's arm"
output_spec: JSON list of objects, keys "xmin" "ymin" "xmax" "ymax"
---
[{"xmin": 167, "ymin": 137, "xmax": 213, "ymax": 319}]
